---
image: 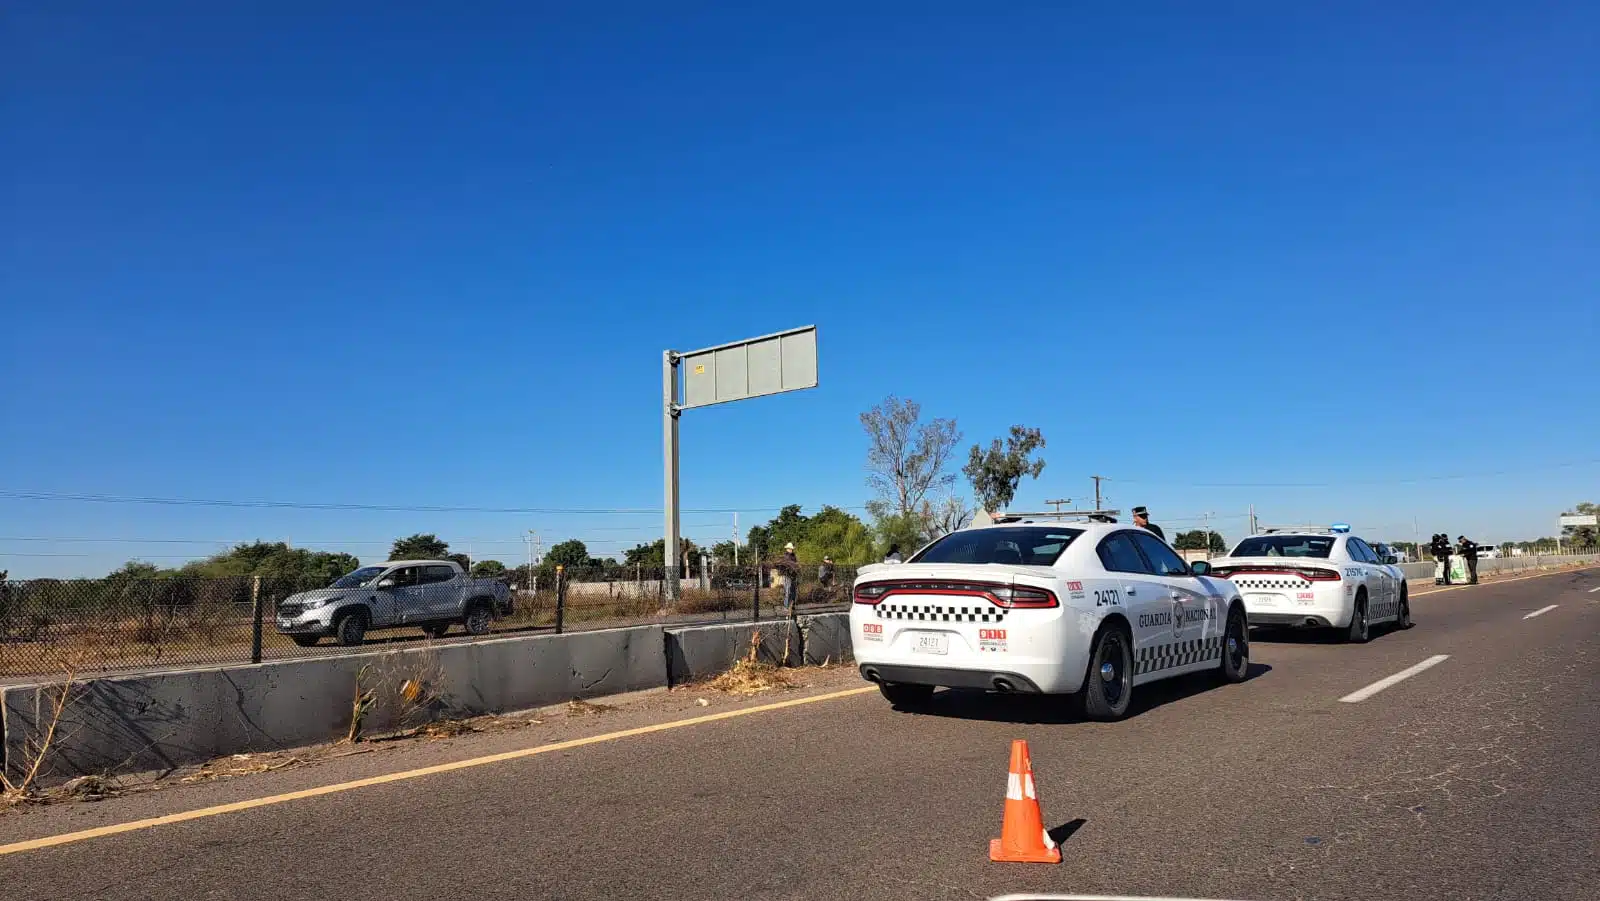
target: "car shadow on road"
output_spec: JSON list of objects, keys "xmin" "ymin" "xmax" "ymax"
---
[
  {"xmin": 1249, "ymin": 624, "xmax": 1411, "ymax": 645},
  {"xmin": 903, "ymin": 662, "xmax": 1273, "ymax": 725}
]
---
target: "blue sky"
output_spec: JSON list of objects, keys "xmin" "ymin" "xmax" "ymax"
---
[{"xmin": 3, "ymin": 2, "xmax": 1596, "ymax": 577}]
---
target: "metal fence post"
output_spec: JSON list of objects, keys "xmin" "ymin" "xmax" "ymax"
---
[
  {"xmin": 751, "ymin": 564, "xmax": 761, "ymax": 622},
  {"xmin": 555, "ymin": 565, "xmax": 566, "ymax": 634},
  {"xmin": 249, "ymin": 575, "xmax": 264, "ymax": 664}
]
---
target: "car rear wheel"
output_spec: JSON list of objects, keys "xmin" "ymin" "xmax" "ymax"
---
[
  {"xmin": 1345, "ymin": 593, "xmax": 1370, "ymax": 644},
  {"xmin": 878, "ymin": 682, "xmax": 934, "ymax": 709},
  {"xmin": 1218, "ymin": 604, "xmax": 1250, "ymax": 683},
  {"xmin": 1394, "ymin": 586, "xmax": 1412, "ymax": 630},
  {"xmin": 462, "ymin": 603, "xmax": 494, "ymax": 636},
  {"xmin": 1076, "ymin": 623, "xmax": 1134, "ymax": 721},
  {"xmin": 289, "ymin": 635, "xmax": 321, "ymax": 648},
  {"xmin": 334, "ymin": 609, "xmax": 369, "ymax": 647}
]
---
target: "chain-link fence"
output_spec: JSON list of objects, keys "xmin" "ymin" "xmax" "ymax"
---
[{"xmin": 0, "ymin": 562, "xmax": 856, "ymax": 681}]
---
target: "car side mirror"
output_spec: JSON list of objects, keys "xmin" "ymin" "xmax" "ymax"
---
[
  {"xmin": 1383, "ymin": 556, "xmax": 1398, "ymax": 565},
  {"xmin": 376, "ymin": 577, "xmax": 397, "ymax": 589},
  {"xmin": 1189, "ymin": 561, "xmax": 1212, "ymax": 576}
]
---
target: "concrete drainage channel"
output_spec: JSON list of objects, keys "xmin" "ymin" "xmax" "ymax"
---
[{"xmin": 1, "ymin": 613, "xmax": 853, "ymax": 782}]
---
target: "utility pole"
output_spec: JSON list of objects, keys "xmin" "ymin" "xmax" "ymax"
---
[
  {"xmin": 1248, "ymin": 505, "xmax": 1257, "ymax": 536},
  {"xmin": 1091, "ymin": 475, "xmax": 1106, "ymax": 510},
  {"xmin": 732, "ymin": 512, "xmax": 740, "ymax": 567},
  {"xmin": 1044, "ymin": 498, "xmax": 1072, "ymax": 514},
  {"xmin": 1200, "ymin": 511, "xmax": 1216, "ymax": 554},
  {"xmin": 525, "ymin": 530, "xmax": 537, "ymax": 590}
]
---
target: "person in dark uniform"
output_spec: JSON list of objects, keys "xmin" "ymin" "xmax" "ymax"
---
[
  {"xmin": 1430, "ymin": 533, "xmax": 1453, "ymax": 585},
  {"xmin": 1457, "ymin": 535, "xmax": 1479, "ymax": 584},
  {"xmin": 1132, "ymin": 506, "xmax": 1165, "ymax": 542}
]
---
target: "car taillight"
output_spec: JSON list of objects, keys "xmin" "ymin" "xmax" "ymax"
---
[
  {"xmin": 988, "ymin": 585, "xmax": 1059, "ymax": 609},
  {"xmin": 1300, "ymin": 569, "xmax": 1342, "ymax": 581},
  {"xmin": 854, "ymin": 583, "xmax": 889, "ymax": 605}
]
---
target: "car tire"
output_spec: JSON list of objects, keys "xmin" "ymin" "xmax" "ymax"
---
[
  {"xmin": 289, "ymin": 635, "xmax": 321, "ymax": 648},
  {"xmin": 421, "ymin": 622, "xmax": 451, "ymax": 640},
  {"xmin": 1344, "ymin": 592, "xmax": 1370, "ymax": 644},
  {"xmin": 878, "ymin": 682, "xmax": 934, "ymax": 709},
  {"xmin": 1076, "ymin": 622, "xmax": 1134, "ymax": 721},
  {"xmin": 333, "ymin": 609, "xmax": 369, "ymax": 647},
  {"xmin": 1394, "ymin": 585, "xmax": 1412, "ymax": 630},
  {"xmin": 1218, "ymin": 603, "xmax": 1250, "ymax": 684},
  {"xmin": 462, "ymin": 602, "xmax": 494, "ymax": 636}
]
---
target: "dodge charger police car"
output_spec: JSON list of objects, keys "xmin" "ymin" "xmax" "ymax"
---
[
  {"xmin": 850, "ymin": 516, "xmax": 1251, "ymax": 720},
  {"xmin": 1206, "ymin": 524, "xmax": 1411, "ymax": 642}
]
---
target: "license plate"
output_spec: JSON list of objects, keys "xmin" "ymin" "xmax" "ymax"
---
[
  {"xmin": 1247, "ymin": 593, "xmax": 1278, "ymax": 607},
  {"xmin": 911, "ymin": 633, "xmax": 949, "ymax": 655}
]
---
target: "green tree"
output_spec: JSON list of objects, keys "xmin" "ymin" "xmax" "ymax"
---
[
  {"xmin": 623, "ymin": 538, "xmax": 700, "ymax": 567},
  {"xmin": 390, "ymin": 533, "xmax": 450, "ymax": 560},
  {"xmin": 797, "ymin": 506, "xmax": 876, "ymax": 565},
  {"xmin": 1561, "ymin": 502, "xmax": 1598, "ymax": 549},
  {"xmin": 546, "ymin": 539, "xmax": 594, "ymax": 569},
  {"xmin": 471, "ymin": 560, "xmax": 508, "ymax": 578},
  {"xmin": 709, "ymin": 541, "xmax": 740, "ymax": 565},
  {"xmin": 1173, "ymin": 530, "xmax": 1228, "ymax": 553},
  {"xmin": 860, "ymin": 396, "xmax": 962, "ymax": 520},
  {"xmin": 874, "ymin": 511, "xmax": 930, "ymax": 560},
  {"xmin": 962, "ymin": 425, "xmax": 1047, "ymax": 514}
]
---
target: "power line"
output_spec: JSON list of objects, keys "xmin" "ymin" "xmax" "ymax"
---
[
  {"xmin": 1114, "ymin": 458, "xmax": 1600, "ymax": 489},
  {"xmin": 0, "ymin": 489, "xmax": 867, "ymax": 516}
]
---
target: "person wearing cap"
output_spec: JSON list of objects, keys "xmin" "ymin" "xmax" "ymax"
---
[
  {"xmin": 776, "ymin": 542, "xmax": 802, "ymax": 613},
  {"xmin": 1457, "ymin": 535, "xmax": 1479, "ymax": 584},
  {"xmin": 1132, "ymin": 506, "xmax": 1165, "ymax": 542},
  {"xmin": 1430, "ymin": 533, "xmax": 1453, "ymax": 585},
  {"xmin": 817, "ymin": 555, "xmax": 836, "ymax": 593}
]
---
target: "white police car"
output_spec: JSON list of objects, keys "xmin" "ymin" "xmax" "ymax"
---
[
  {"xmin": 850, "ymin": 515, "xmax": 1251, "ymax": 720},
  {"xmin": 1206, "ymin": 524, "xmax": 1411, "ymax": 642}
]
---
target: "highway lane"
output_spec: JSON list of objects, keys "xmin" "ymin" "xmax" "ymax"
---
[{"xmin": 3, "ymin": 568, "xmax": 1596, "ymax": 901}]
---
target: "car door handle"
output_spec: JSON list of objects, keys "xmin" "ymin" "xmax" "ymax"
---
[
  {"xmin": 1124, "ymin": 586, "xmax": 1138, "ymax": 596},
  {"xmin": 1170, "ymin": 593, "xmax": 1184, "ymax": 601}
]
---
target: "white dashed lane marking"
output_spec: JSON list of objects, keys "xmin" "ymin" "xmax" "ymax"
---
[
  {"xmin": 1338, "ymin": 655, "xmax": 1451, "ymax": 703},
  {"xmin": 1523, "ymin": 604, "xmax": 1559, "ymax": 619},
  {"xmin": 1588, "ymin": 586, "xmax": 1600, "ymax": 593}
]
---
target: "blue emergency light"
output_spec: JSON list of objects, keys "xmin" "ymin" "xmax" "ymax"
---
[{"xmin": 1329, "ymin": 522, "xmax": 1351, "ymax": 533}]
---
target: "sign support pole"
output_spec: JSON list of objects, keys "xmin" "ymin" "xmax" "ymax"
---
[{"xmin": 664, "ymin": 350, "xmax": 682, "ymax": 603}]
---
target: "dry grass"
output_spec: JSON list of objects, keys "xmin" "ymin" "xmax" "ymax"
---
[
  {"xmin": 565, "ymin": 698, "xmax": 617, "ymax": 716},
  {"xmin": 705, "ymin": 631, "xmax": 794, "ymax": 696}
]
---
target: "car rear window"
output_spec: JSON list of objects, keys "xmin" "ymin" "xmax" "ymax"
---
[
  {"xmin": 910, "ymin": 527, "xmax": 1083, "ymax": 566},
  {"xmin": 1230, "ymin": 535, "xmax": 1336, "ymax": 558}
]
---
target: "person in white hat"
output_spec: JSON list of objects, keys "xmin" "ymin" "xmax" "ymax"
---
[{"xmin": 777, "ymin": 542, "xmax": 801, "ymax": 613}]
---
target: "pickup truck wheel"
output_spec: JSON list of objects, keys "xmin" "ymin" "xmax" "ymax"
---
[
  {"xmin": 289, "ymin": 635, "xmax": 321, "ymax": 648},
  {"xmin": 334, "ymin": 609, "xmax": 369, "ymax": 647},
  {"xmin": 421, "ymin": 622, "xmax": 451, "ymax": 640},
  {"xmin": 463, "ymin": 603, "xmax": 494, "ymax": 636}
]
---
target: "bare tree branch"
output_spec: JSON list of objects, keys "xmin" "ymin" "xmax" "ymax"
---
[{"xmin": 860, "ymin": 396, "xmax": 963, "ymax": 518}]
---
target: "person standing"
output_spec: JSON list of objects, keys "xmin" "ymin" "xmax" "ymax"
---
[
  {"xmin": 817, "ymin": 556, "xmax": 836, "ymax": 595},
  {"xmin": 1457, "ymin": 535, "xmax": 1479, "ymax": 584},
  {"xmin": 1132, "ymin": 506, "xmax": 1165, "ymax": 542},
  {"xmin": 1431, "ymin": 534, "xmax": 1452, "ymax": 585},
  {"xmin": 777, "ymin": 542, "xmax": 801, "ymax": 612}
]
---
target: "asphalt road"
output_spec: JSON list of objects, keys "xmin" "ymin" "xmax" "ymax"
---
[{"xmin": 3, "ymin": 568, "xmax": 1597, "ymax": 901}]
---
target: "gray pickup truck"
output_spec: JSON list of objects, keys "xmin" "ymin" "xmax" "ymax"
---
[{"xmin": 275, "ymin": 559, "xmax": 513, "ymax": 647}]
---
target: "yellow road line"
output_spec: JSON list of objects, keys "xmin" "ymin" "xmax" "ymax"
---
[
  {"xmin": 1410, "ymin": 565, "xmax": 1595, "ymax": 598},
  {"xmin": 0, "ymin": 685, "xmax": 877, "ymax": 857}
]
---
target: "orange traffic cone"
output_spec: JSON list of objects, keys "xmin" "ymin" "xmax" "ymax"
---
[{"xmin": 989, "ymin": 739, "xmax": 1061, "ymax": 864}]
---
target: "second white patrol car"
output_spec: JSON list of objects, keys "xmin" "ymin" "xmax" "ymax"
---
[
  {"xmin": 1206, "ymin": 525, "xmax": 1412, "ymax": 642},
  {"xmin": 850, "ymin": 517, "xmax": 1251, "ymax": 720}
]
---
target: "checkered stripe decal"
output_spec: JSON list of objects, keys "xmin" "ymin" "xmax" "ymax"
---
[
  {"xmin": 1232, "ymin": 578, "xmax": 1308, "ymax": 590},
  {"xmin": 1368, "ymin": 596, "xmax": 1399, "ymax": 619},
  {"xmin": 1135, "ymin": 636, "xmax": 1223, "ymax": 675},
  {"xmin": 876, "ymin": 603, "xmax": 1008, "ymax": 624}
]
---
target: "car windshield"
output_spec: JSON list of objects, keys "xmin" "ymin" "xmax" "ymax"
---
[
  {"xmin": 1230, "ymin": 535, "xmax": 1336, "ymax": 558},
  {"xmin": 330, "ymin": 566, "xmax": 386, "ymax": 589},
  {"xmin": 910, "ymin": 527, "xmax": 1083, "ymax": 566}
]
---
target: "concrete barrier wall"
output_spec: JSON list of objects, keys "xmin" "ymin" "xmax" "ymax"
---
[
  {"xmin": 3, "ymin": 625, "xmax": 667, "ymax": 781},
  {"xmin": 661, "ymin": 613, "xmax": 852, "ymax": 686},
  {"xmin": 1399, "ymin": 553, "xmax": 1597, "ymax": 583}
]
